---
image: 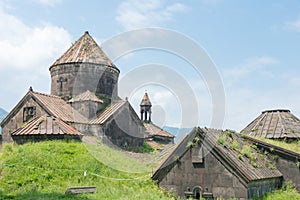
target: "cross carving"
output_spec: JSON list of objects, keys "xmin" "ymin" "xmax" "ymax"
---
[{"xmin": 57, "ymin": 77, "xmax": 67, "ymax": 92}]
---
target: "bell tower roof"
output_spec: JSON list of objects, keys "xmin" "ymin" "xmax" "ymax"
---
[
  {"xmin": 140, "ymin": 92, "xmax": 152, "ymax": 106},
  {"xmin": 50, "ymin": 31, "xmax": 116, "ymax": 69},
  {"xmin": 140, "ymin": 92, "xmax": 152, "ymax": 123}
]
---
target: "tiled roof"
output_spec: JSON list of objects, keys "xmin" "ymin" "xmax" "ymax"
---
[
  {"xmin": 12, "ymin": 116, "xmax": 83, "ymax": 136},
  {"xmin": 241, "ymin": 109, "xmax": 300, "ymax": 139},
  {"xmin": 51, "ymin": 31, "xmax": 116, "ymax": 68},
  {"xmin": 1, "ymin": 90, "xmax": 88, "ymax": 127},
  {"xmin": 144, "ymin": 123, "xmax": 174, "ymax": 138},
  {"xmin": 152, "ymin": 127, "xmax": 282, "ymax": 183},
  {"xmin": 203, "ymin": 128, "xmax": 282, "ymax": 181},
  {"xmin": 69, "ymin": 90, "xmax": 104, "ymax": 103},
  {"xmin": 31, "ymin": 91, "xmax": 88, "ymax": 124},
  {"xmin": 140, "ymin": 92, "xmax": 151, "ymax": 106},
  {"xmin": 89, "ymin": 100, "xmax": 126, "ymax": 124}
]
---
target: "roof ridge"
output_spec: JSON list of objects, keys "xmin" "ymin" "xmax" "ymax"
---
[
  {"xmin": 69, "ymin": 90, "xmax": 103, "ymax": 103},
  {"xmin": 31, "ymin": 91, "xmax": 62, "ymax": 99}
]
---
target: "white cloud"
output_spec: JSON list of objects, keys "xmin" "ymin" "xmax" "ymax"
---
[
  {"xmin": 32, "ymin": 0, "xmax": 62, "ymax": 7},
  {"xmin": 223, "ymin": 56, "xmax": 279, "ymax": 85},
  {"xmin": 286, "ymin": 19, "xmax": 300, "ymax": 32},
  {"xmin": 116, "ymin": 0, "xmax": 188, "ymax": 30},
  {"xmin": 0, "ymin": 26, "xmax": 71, "ymax": 70},
  {"xmin": 0, "ymin": 5, "xmax": 71, "ymax": 111}
]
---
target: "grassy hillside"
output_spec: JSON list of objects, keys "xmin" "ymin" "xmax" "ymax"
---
[
  {"xmin": 1, "ymin": 139, "xmax": 299, "ymax": 200},
  {"xmin": 0, "ymin": 140, "xmax": 175, "ymax": 200},
  {"xmin": 83, "ymin": 138, "xmax": 157, "ymax": 174}
]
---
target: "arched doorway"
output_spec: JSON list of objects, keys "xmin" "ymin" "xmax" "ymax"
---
[{"xmin": 192, "ymin": 186, "xmax": 202, "ymax": 199}]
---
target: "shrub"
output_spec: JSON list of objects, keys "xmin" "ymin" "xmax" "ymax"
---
[
  {"xmin": 241, "ymin": 145, "xmax": 252, "ymax": 159},
  {"xmin": 217, "ymin": 135, "xmax": 227, "ymax": 147},
  {"xmin": 231, "ymin": 140, "xmax": 240, "ymax": 151},
  {"xmin": 226, "ymin": 131, "xmax": 233, "ymax": 138},
  {"xmin": 186, "ymin": 141, "xmax": 195, "ymax": 149},
  {"xmin": 238, "ymin": 154, "xmax": 243, "ymax": 160},
  {"xmin": 132, "ymin": 142, "xmax": 154, "ymax": 153}
]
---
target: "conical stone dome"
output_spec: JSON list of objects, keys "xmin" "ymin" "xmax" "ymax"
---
[
  {"xmin": 49, "ymin": 31, "xmax": 119, "ymax": 100},
  {"xmin": 241, "ymin": 109, "xmax": 300, "ymax": 140}
]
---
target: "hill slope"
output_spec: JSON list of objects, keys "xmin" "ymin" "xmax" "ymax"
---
[{"xmin": 0, "ymin": 141, "xmax": 175, "ymax": 200}]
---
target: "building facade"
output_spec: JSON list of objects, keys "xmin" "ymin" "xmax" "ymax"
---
[{"xmin": 152, "ymin": 127, "xmax": 283, "ymax": 199}]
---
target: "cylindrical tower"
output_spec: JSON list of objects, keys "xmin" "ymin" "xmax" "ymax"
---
[{"xmin": 49, "ymin": 31, "xmax": 119, "ymax": 101}]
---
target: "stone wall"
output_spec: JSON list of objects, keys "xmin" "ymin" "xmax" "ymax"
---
[
  {"xmin": 159, "ymin": 146, "xmax": 248, "ymax": 199},
  {"xmin": 1, "ymin": 97, "xmax": 49, "ymax": 143},
  {"xmin": 248, "ymin": 178, "xmax": 282, "ymax": 199},
  {"xmin": 73, "ymin": 123, "xmax": 103, "ymax": 137},
  {"xmin": 274, "ymin": 156, "xmax": 300, "ymax": 191},
  {"xmin": 101, "ymin": 103, "xmax": 145, "ymax": 148},
  {"xmin": 71, "ymin": 101, "xmax": 104, "ymax": 119},
  {"xmin": 50, "ymin": 63, "xmax": 119, "ymax": 100}
]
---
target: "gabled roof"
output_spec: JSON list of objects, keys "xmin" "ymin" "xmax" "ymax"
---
[
  {"xmin": 1, "ymin": 89, "xmax": 88, "ymax": 126},
  {"xmin": 89, "ymin": 100, "xmax": 127, "ymax": 124},
  {"xmin": 144, "ymin": 123, "xmax": 174, "ymax": 138},
  {"xmin": 152, "ymin": 127, "xmax": 282, "ymax": 184},
  {"xmin": 140, "ymin": 92, "xmax": 151, "ymax": 106},
  {"xmin": 12, "ymin": 116, "xmax": 83, "ymax": 136},
  {"xmin": 31, "ymin": 91, "xmax": 88, "ymax": 124},
  {"xmin": 50, "ymin": 31, "xmax": 116, "ymax": 69},
  {"xmin": 69, "ymin": 90, "xmax": 104, "ymax": 104},
  {"xmin": 241, "ymin": 109, "xmax": 300, "ymax": 139}
]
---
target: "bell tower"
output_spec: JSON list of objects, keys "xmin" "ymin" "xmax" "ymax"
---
[{"xmin": 140, "ymin": 92, "xmax": 152, "ymax": 123}]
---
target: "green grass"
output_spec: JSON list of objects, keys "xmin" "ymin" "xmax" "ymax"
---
[
  {"xmin": 0, "ymin": 141, "xmax": 175, "ymax": 200},
  {"xmin": 217, "ymin": 135, "xmax": 227, "ymax": 147},
  {"xmin": 84, "ymin": 141, "xmax": 157, "ymax": 173},
  {"xmin": 127, "ymin": 142, "xmax": 155, "ymax": 153},
  {"xmin": 252, "ymin": 137, "xmax": 300, "ymax": 153},
  {"xmin": 255, "ymin": 182, "xmax": 300, "ymax": 200}
]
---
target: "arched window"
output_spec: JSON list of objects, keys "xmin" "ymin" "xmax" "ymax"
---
[{"xmin": 192, "ymin": 186, "xmax": 202, "ymax": 200}]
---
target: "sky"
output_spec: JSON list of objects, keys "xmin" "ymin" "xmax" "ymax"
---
[{"xmin": 0, "ymin": 0, "xmax": 300, "ymax": 131}]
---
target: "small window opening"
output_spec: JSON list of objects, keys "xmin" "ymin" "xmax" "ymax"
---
[{"xmin": 23, "ymin": 107, "xmax": 36, "ymax": 122}]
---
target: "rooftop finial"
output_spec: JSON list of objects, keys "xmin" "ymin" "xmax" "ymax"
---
[
  {"xmin": 85, "ymin": 31, "xmax": 89, "ymax": 35},
  {"xmin": 29, "ymin": 86, "xmax": 33, "ymax": 92}
]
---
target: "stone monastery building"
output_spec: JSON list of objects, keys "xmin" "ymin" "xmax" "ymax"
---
[{"xmin": 0, "ymin": 31, "xmax": 174, "ymax": 148}]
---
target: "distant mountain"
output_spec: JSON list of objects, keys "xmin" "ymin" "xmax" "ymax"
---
[
  {"xmin": 0, "ymin": 108, "xmax": 8, "ymax": 134},
  {"xmin": 163, "ymin": 126, "xmax": 193, "ymax": 143}
]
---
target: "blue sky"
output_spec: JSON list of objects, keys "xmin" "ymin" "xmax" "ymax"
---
[{"xmin": 0, "ymin": 0, "xmax": 300, "ymax": 131}]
